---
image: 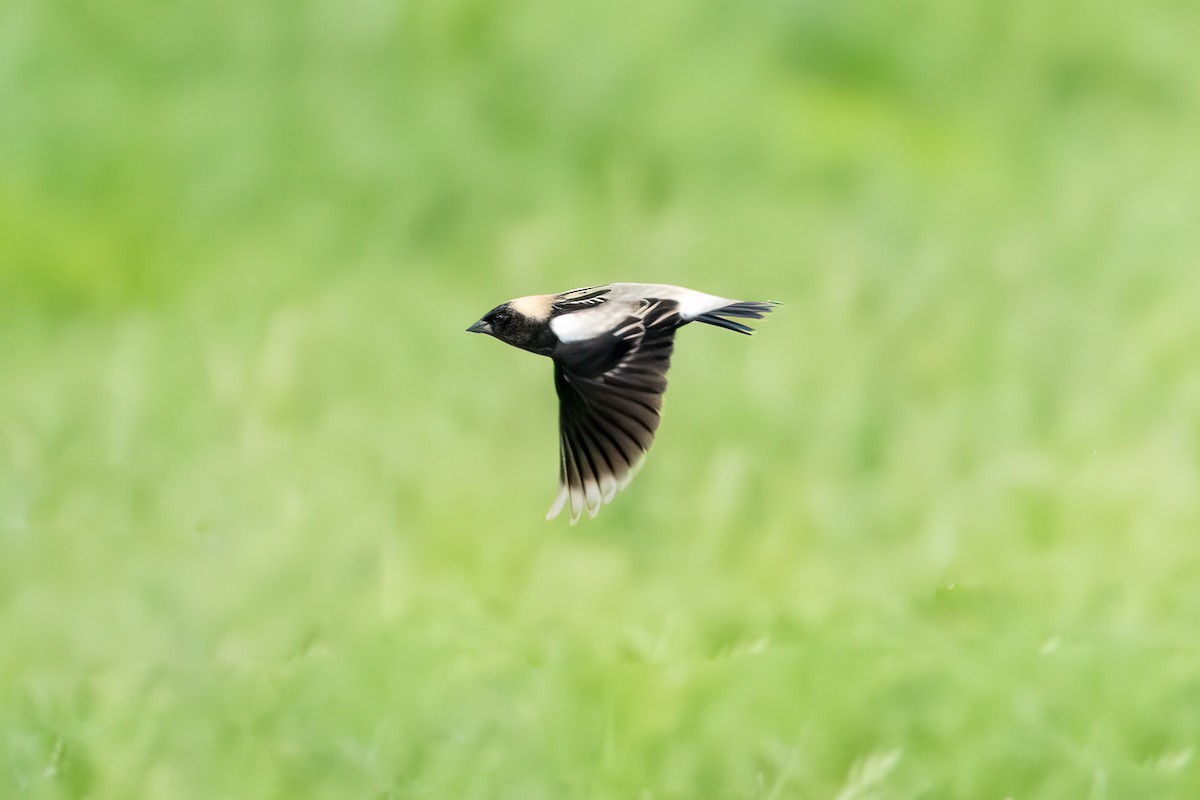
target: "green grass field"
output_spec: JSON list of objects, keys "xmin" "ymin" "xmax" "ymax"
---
[{"xmin": 4, "ymin": 0, "xmax": 1200, "ymax": 797}]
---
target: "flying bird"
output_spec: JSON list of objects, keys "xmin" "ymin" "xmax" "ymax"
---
[{"xmin": 467, "ymin": 283, "xmax": 777, "ymax": 523}]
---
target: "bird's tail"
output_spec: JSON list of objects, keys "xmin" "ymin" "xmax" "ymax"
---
[{"xmin": 693, "ymin": 300, "xmax": 779, "ymax": 335}]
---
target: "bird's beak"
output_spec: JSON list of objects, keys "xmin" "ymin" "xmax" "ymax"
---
[{"xmin": 466, "ymin": 319, "xmax": 492, "ymax": 335}]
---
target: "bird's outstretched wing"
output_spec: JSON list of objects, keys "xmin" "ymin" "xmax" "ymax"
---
[{"xmin": 547, "ymin": 298, "xmax": 680, "ymax": 523}]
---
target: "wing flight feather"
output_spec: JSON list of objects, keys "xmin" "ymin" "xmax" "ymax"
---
[{"xmin": 548, "ymin": 299, "xmax": 681, "ymax": 523}]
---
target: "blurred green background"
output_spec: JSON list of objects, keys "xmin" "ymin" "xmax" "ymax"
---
[{"xmin": 3, "ymin": 0, "xmax": 1200, "ymax": 797}]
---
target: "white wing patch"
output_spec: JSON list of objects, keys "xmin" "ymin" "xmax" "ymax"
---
[{"xmin": 550, "ymin": 303, "xmax": 639, "ymax": 343}]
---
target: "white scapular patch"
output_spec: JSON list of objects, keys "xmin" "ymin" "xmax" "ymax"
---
[{"xmin": 550, "ymin": 304, "xmax": 634, "ymax": 343}]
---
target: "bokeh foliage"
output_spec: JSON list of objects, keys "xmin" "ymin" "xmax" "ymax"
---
[{"xmin": 3, "ymin": 0, "xmax": 1200, "ymax": 797}]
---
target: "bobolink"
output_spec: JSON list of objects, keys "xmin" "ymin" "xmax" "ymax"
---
[{"xmin": 468, "ymin": 283, "xmax": 777, "ymax": 523}]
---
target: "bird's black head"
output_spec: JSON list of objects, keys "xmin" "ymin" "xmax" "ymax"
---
[{"xmin": 467, "ymin": 303, "xmax": 554, "ymax": 354}]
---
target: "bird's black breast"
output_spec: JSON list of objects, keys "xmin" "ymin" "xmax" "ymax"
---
[
  {"xmin": 523, "ymin": 323, "xmax": 560, "ymax": 356},
  {"xmin": 553, "ymin": 333, "xmax": 635, "ymax": 378}
]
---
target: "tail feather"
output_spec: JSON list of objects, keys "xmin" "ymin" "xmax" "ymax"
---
[{"xmin": 694, "ymin": 300, "xmax": 779, "ymax": 335}]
